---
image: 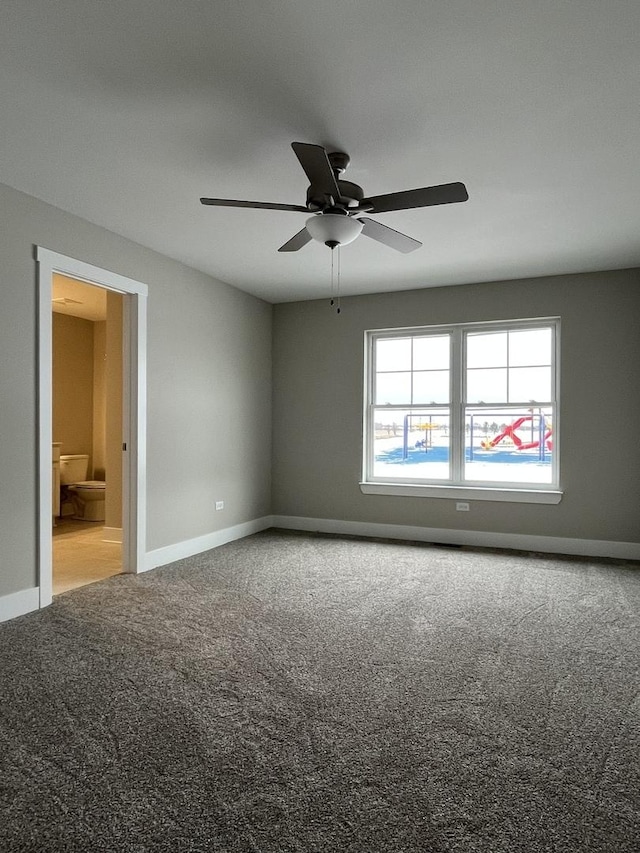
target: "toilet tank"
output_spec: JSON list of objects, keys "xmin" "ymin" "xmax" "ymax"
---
[{"xmin": 59, "ymin": 454, "xmax": 89, "ymax": 485}]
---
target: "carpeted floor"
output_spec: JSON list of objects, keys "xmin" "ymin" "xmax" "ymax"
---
[{"xmin": 1, "ymin": 529, "xmax": 638, "ymax": 852}]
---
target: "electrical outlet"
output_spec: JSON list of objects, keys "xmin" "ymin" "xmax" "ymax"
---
[
  {"xmin": 215, "ymin": 501, "xmax": 224, "ymax": 511},
  {"xmin": 456, "ymin": 502, "xmax": 470, "ymax": 512}
]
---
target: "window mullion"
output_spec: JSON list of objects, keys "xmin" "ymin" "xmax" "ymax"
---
[
  {"xmin": 506, "ymin": 330, "xmax": 510, "ymax": 403},
  {"xmin": 450, "ymin": 328, "xmax": 463, "ymax": 483},
  {"xmin": 409, "ymin": 334, "xmax": 414, "ymax": 405}
]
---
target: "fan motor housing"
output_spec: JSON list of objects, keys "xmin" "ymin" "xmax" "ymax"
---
[
  {"xmin": 306, "ymin": 179, "xmax": 364, "ymax": 212},
  {"xmin": 327, "ymin": 151, "xmax": 350, "ymax": 174}
]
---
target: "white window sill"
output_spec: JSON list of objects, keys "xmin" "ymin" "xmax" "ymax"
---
[{"xmin": 360, "ymin": 482, "xmax": 563, "ymax": 504}]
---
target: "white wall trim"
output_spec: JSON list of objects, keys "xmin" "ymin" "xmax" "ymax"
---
[
  {"xmin": 360, "ymin": 482, "xmax": 563, "ymax": 504},
  {"xmin": 145, "ymin": 516, "xmax": 274, "ymax": 572},
  {"xmin": 8, "ymin": 514, "xmax": 635, "ymax": 624},
  {"xmin": 36, "ymin": 247, "xmax": 148, "ymax": 609},
  {"xmin": 272, "ymin": 515, "xmax": 640, "ymax": 561},
  {"xmin": 102, "ymin": 527, "xmax": 123, "ymax": 544},
  {"xmin": 3, "ymin": 518, "xmax": 272, "ymax": 622},
  {"xmin": 0, "ymin": 587, "xmax": 41, "ymax": 625}
]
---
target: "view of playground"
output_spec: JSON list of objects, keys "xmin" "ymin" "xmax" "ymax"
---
[
  {"xmin": 373, "ymin": 407, "xmax": 554, "ymax": 484},
  {"xmin": 370, "ymin": 325, "xmax": 556, "ymax": 485}
]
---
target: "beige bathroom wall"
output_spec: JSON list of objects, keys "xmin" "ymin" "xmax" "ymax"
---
[
  {"xmin": 92, "ymin": 320, "xmax": 106, "ymax": 480},
  {"xmin": 52, "ymin": 312, "xmax": 94, "ymax": 462},
  {"xmin": 105, "ymin": 291, "xmax": 123, "ymax": 530}
]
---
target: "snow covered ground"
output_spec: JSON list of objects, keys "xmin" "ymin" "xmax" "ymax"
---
[{"xmin": 373, "ymin": 434, "xmax": 553, "ymax": 484}]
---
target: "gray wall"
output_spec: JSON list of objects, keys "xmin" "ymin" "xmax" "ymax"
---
[
  {"xmin": 0, "ymin": 182, "xmax": 272, "ymax": 597},
  {"xmin": 272, "ymin": 270, "xmax": 640, "ymax": 544}
]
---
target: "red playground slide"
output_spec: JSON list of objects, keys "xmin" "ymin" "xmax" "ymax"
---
[{"xmin": 480, "ymin": 416, "xmax": 553, "ymax": 451}]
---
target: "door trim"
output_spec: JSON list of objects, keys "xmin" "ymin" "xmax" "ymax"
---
[{"xmin": 37, "ymin": 248, "xmax": 148, "ymax": 607}]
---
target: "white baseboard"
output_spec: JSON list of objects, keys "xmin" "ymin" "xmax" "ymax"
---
[
  {"xmin": 102, "ymin": 527, "xmax": 123, "ymax": 543},
  {"xmin": 4, "ymin": 514, "xmax": 632, "ymax": 626},
  {"xmin": 144, "ymin": 515, "xmax": 274, "ymax": 572},
  {"xmin": 272, "ymin": 515, "xmax": 640, "ymax": 561},
  {"xmin": 0, "ymin": 586, "xmax": 41, "ymax": 625}
]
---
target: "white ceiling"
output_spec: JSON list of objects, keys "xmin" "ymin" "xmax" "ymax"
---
[{"xmin": 2, "ymin": 1, "xmax": 639, "ymax": 303}]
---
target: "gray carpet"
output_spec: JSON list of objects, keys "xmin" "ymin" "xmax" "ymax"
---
[{"xmin": 1, "ymin": 530, "xmax": 638, "ymax": 852}]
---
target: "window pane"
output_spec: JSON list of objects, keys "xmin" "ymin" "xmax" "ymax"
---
[
  {"xmin": 413, "ymin": 335, "xmax": 449, "ymax": 370},
  {"xmin": 464, "ymin": 407, "xmax": 554, "ymax": 484},
  {"xmin": 509, "ymin": 328, "xmax": 552, "ymax": 367},
  {"xmin": 376, "ymin": 372, "xmax": 411, "ymax": 404},
  {"xmin": 508, "ymin": 366, "xmax": 552, "ymax": 403},
  {"xmin": 466, "ymin": 367, "xmax": 507, "ymax": 403},
  {"xmin": 466, "ymin": 332, "xmax": 507, "ymax": 368},
  {"xmin": 412, "ymin": 370, "xmax": 449, "ymax": 404},
  {"xmin": 372, "ymin": 409, "xmax": 450, "ymax": 480},
  {"xmin": 376, "ymin": 338, "xmax": 411, "ymax": 372}
]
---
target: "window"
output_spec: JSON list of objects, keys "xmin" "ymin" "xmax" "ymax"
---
[{"xmin": 362, "ymin": 318, "xmax": 561, "ymax": 503}]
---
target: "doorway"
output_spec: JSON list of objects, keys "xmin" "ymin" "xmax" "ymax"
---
[
  {"xmin": 37, "ymin": 248, "xmax": 147, "ymax": 608},
  {"xmin": 52, "ymin": 276, "xmax": 123, "ymax": 594}
]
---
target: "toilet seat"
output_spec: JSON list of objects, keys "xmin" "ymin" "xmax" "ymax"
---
[
  {"xmin": 70, "ymin": 480, "xmax": 105, "ymax": 490},
  {"xmin": 67, "ymin": 479, "xmax": 106, "ymax": 521}
]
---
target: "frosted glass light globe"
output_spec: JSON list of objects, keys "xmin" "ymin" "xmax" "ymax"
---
[{"xmin": 306, "ymin": 213, "xmax": 363, "ymax": 247}]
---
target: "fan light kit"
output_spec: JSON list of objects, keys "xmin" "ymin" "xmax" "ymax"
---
[
  {"xmin": 201, "ymin": 142, "xmax": 468, "ymax": 254},
  {"xmin": 305, "ymin": 212, "xmax": 363, "ymax": 248}
]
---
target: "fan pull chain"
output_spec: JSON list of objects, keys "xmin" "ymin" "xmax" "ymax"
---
[
  {"xmin": 329, "ymin": 246, "xmax": 342, "ymax": 314},
  {"xmin": 330, "ymin": 248, "xmax": 335, "ymax": 308}
]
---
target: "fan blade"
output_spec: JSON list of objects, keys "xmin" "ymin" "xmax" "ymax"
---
[
  {"xmin": 278, "ymin": 227, "xmax": 312, "ymax": 253},
  {"xmin": 291, "ymin": 142, "xmax": 341, "ymax": 203},
  {"xmin": 200, "ymin": 198, "xmax": 308, "ymax": 212},
  {"xmin": 359, "ymin": 217, "xmax": 422, "ymax": 253},
  {"xmin": 361, "ymin": 182, "xmax": 468, "ymax": 214}
]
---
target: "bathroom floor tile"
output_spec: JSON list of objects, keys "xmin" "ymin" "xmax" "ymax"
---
[{"xmin": 53, "ymin": 519, "xmax": 122, "ymax": 595}]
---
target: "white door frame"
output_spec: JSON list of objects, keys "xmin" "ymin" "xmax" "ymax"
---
[{"xmin": 37, "ymin": 248, "xmax": 147, "ymax": 607}]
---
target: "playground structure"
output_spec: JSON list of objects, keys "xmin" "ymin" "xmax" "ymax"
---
[
  {"xmin": 473, "ymin": 412, "xmax": 552, "ymax": 461},
  {"xmin": 401, "ymin": 411, "xmax": 553, "ymax": 462},
  {"xmin": 402, "ymin": 414, "xmax": 443, "ymax": 459}
]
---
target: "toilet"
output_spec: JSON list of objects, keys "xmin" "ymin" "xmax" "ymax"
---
[{"xmin": 59, "ymin": 454, "xmax": 106, "ymax": 522}]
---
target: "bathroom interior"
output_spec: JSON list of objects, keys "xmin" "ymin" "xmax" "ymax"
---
[{"xmin": 52, "ymin": 275, "xmax": 124, "ymax": 595}]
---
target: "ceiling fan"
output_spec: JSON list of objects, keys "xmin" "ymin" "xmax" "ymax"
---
[{"xmin": 201, "ymin": 142, "xmax": 468, "ymax": 254}]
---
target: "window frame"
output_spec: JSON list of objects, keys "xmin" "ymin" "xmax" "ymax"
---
[{"xmin": 361, "ymin": 317, "xmax": 562, "ymax": 504}]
